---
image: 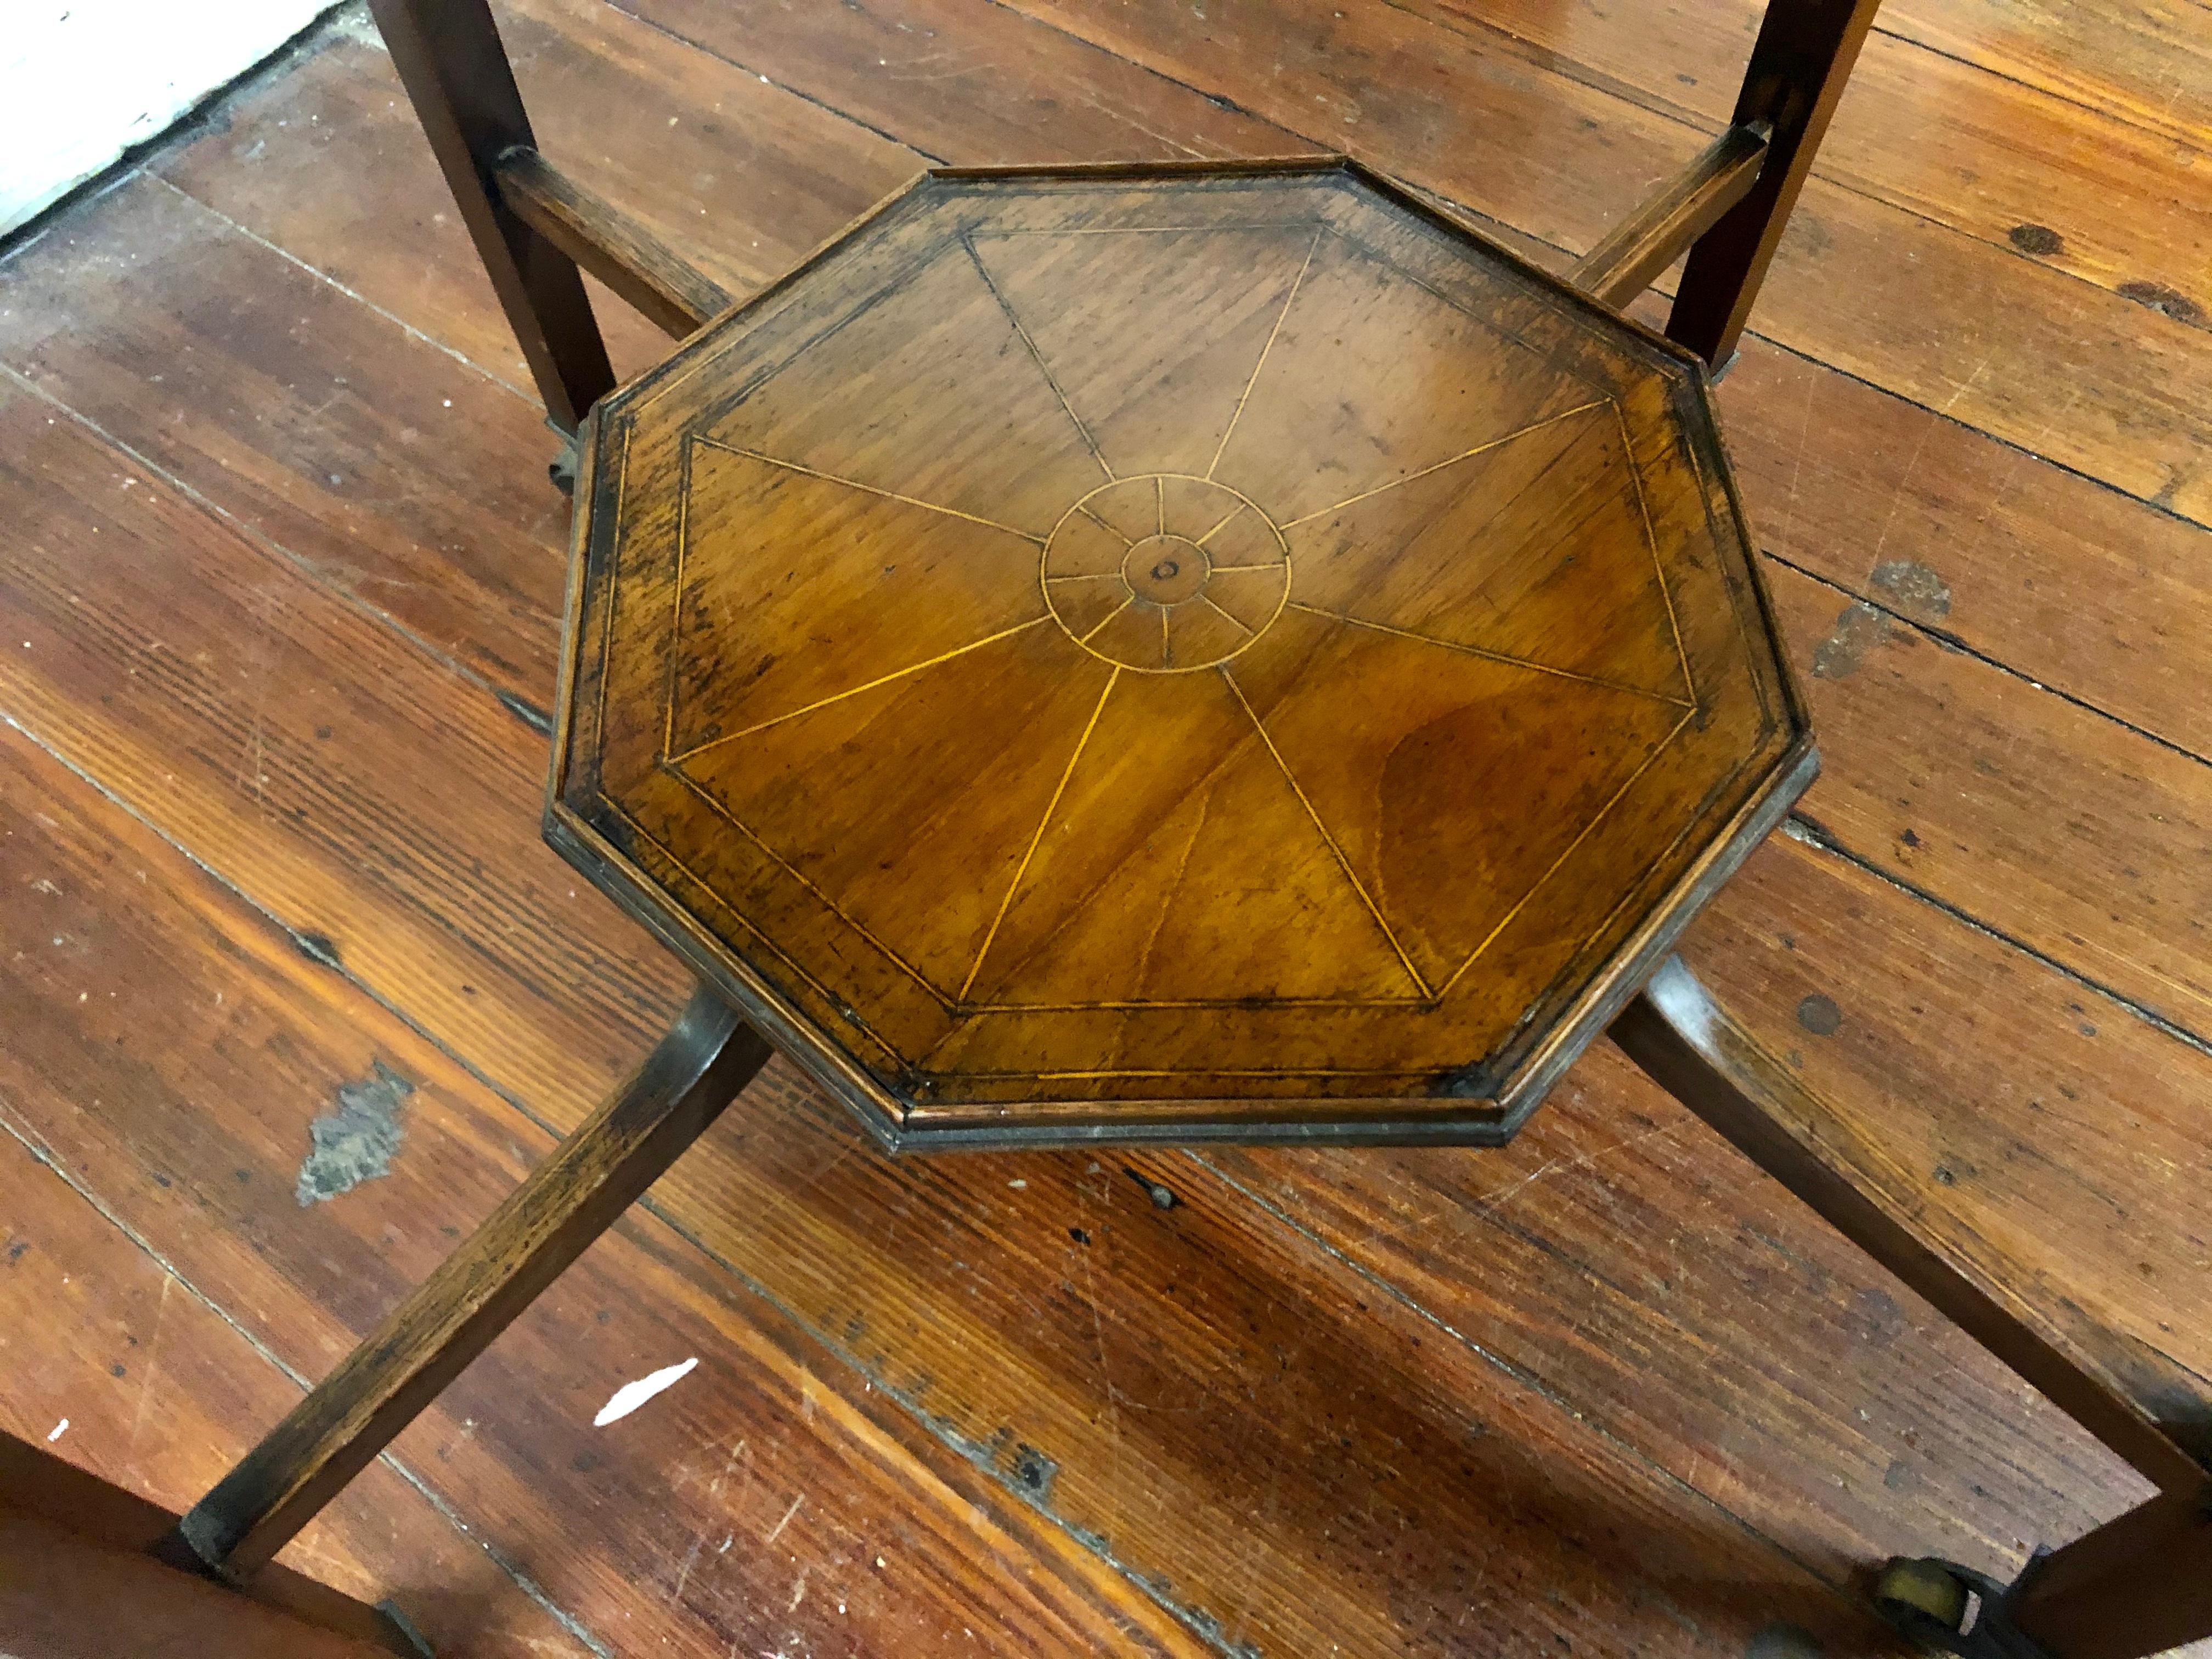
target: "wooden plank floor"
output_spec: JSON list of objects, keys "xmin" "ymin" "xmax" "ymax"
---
[{"xmin": 2, "ymin": 0, "xmax": 2207, "ymax": 1653}]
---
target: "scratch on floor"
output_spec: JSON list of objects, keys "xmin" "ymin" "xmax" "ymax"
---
[
  {"xmin": 672, "ymin": 1532, "xmax": 706, "ymax": 1601},
  {"xmin": 125, "ymin": 1272, "xmax": 173, "ymax": 1468},
  {"xmin": 764, "ymin": 1493, "xmax": 805, "ymax": 1544},
  {"xmin": 1474, "ymin": 1119, "xmax": 1686, "ymax": 1221}
]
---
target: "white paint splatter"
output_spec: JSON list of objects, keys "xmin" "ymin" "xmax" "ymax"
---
[
  {"xmin": 46, "ymin": 1418, "xmax": 67, "ymax": 1442},
  {"xmin": 592, "ymin": 1356, "xmax": 698, "ymax": 1426}
]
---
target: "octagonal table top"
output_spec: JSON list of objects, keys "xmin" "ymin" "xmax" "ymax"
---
[{"xmin": 549, "ymin": 159, "xmax": 1814, "ymax": 1150}]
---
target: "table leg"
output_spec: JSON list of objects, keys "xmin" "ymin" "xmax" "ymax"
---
[
  {"xmin": 155, "ymin": 987, "xmax": 771, "ymax": 1583},
  {"xmin": 1871, "ymin": 1490, "xmax": 2212, "ymax": 1659},
  {"xmin": 1609, "ymin": 956, "xmax": 2212, "ymax": 1659}
]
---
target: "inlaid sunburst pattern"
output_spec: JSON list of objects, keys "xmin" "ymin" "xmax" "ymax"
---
[{"xmin": 558, "ymin": 166, "xmax": 1801, "ymax": 1135}]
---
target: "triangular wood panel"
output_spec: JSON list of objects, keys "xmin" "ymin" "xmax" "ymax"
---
[
  {"xmin": 1284, "ymin": 402, "xmax": 1693, "ymax": 701},
  {"xmin": 670, "ymin": 442, "xmax": 1048, "ymax": 756},
  {"xmin": 1211, "ymin": 229, "xmax": 1600, "ymax": 527},
  {"xmin": 968, "ymin": 223, "xmax": 1319, "ymax": 478},
  {"xmin": 965, "ymin": 668, "xmax": 1419, "ymax": 1006},
  {"xmin": 675, "ymin": 623, "xmax": 1114, "ymax": 997},
  {"xmin": 1227, "ymin": 606, "xmax": 1690, "ymax": 991},
  {"xmin": 702, "ymin": 244, "xmax": 1105, "ymax": 538}
]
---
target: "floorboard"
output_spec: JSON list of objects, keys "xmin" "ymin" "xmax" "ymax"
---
[
  {"xmin": 0, "ymin": 715, "xmax": 1207, "ymax": 1656},
  {"xmin": 2, "ymin": 0, "xmax": 2208, "ymax": 1652},
  {"xmin": 0, "ymin": 1114, "xmax": 587, "ymax": 1656},
  {"xmin": 1403, "ymin": 0, "xmax": 2212, "ymax": 325}
]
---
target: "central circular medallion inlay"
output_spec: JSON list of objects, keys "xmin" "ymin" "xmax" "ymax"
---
[{"xmin": 1042, "ymin": 475, "xmax": 1290, "ymax": 673}]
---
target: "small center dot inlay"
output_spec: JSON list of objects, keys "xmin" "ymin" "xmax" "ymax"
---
[
  {"xmin": 1042, "ymin": 475, "xmax": 1290, "ymax": 673},
  {"xmin": 1123, "ymin": 535, "xmax": 1209, "ymax": 605}
]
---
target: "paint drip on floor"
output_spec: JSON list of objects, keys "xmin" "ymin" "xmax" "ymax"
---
[{"xmin": 594, "ymin": 1356, "xmax": 699, "ymax": 1426}]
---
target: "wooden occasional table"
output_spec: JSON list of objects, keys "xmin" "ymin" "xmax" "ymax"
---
[
  {"xmin": 148, "ymin": 5, "xmax": 2211, "ymax": 1656},
  {"xmin": 551, "ymin": 161, "xmax": 1810, "ymax": 1153}
]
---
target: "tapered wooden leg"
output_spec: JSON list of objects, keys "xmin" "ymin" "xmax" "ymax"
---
[
  {"xmin": 366, "ymin": 0, "xmax": 614, "ymax": 430},
  {"xmin": 1610, "ymin": 957, "xmax": 2212, "ymax": 1659},
  {"xmin": 1664, "ymin": 0, "xmax": 1882, "ymax": 369},
  {"xmin": 156, "ymin": 987, "xmax": 771, "ymax": 1582},
  {"xmin": 1868, "ymin": 1491, "xmax": 2212, "ymax": 1659},
  {"xmin": 2010, "ymin": 1490, "xmax": 2212, "ymax": 1659}
]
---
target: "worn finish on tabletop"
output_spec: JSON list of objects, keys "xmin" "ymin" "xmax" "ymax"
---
[
  {"xmin": 555, "ymin": 162, "xmax": 1807, "ymax": 1144},
  {"xmin": 4, "ymin": 0, "xmax": 2211, "ymax": 1650}
]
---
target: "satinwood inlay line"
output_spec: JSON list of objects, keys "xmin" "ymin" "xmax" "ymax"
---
[
  {"xmin": 1206, "ymin": 227, "xmax": 1324, "ymax": 481},
  {"xmin": 1220, "ymin": 667, "xmax": 1435, "ymax": 1001},
  {"xmin": 1432, "ymin": 705, "xmax": 1699, "ymax": 1000},
  {"xmin": 689, "ymin": 436, "xmax": 1047, "ymax": 544},
  {"xmin": 1609, "ymin": 398, "xmax": 1697, "ymax": 705},
  {"xmin": 1043, "ymin": 474, "xmax": 1291, "ymax": 674},
  {"xmin": 602, "ymin": 796, "xmax": 915, "ymax": 1066},
  {"xmin": 668, "ymin": 764, "xmax": 963, "ymax": 1008},
  {"xmin": 968, "ymin": 222, "xmax": 1322, "ymax": 239},
  {"xmin": 1077, "ymin": 505, "xmax": 1133, "ymax": 546},
  {"xmin": 567, "ymin": 167, "xmax": 1799, "ymax": 1108},
  {"xmin": 1284, "ymin": 605, "xmax": 1695, "ymax": 706},
  {"xmin": 667, "ymin": 618, "xmax": 1050, "ymax": 764},
  {"xmin": 961, "ymin": 230, "xmax": 1116, "ymax": 484},
  {"xmin": 961, "ymin": 667, "xmax": 1123, "ymax": 1000},
  {"xmin": 1273, "ymin": 400, "xmax": 1610, "ymax": 530}
]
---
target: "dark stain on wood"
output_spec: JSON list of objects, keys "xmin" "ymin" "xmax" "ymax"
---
[
  {"xmin": 1867, "ymin": 558, "xmax": 1953, "ymax": 623},
  {"xmin": 296, "ymin": 1062, "xmax": 416, "ymax": 1205},
  {"xmin": 493, "ymin": 687, "xmax": 556, "ymax": 737},
  {"xmin": 1010, "ymin": 1443, "xmax": 1060, "ymax": 1505},
  {"xmin": 1809, "ymin": 601, "xmax": 1890, "ymax": 679},
  {"xmin": 1124, "ymin": 1168, "xmax": 1181, "ymax": 1210},
  {"xmin": 2117, "ymin": 280, "xmax": 2205, "ymax": 329},
  {"xmin": 1795, "ymin": 994, "xmax": 1843, "ymax": 1037}
]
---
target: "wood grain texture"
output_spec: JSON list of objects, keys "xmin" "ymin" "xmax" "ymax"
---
[
  {"xmin": 1, "ymin": 316, "xmax": 2187, "ymax": 1651},
  {"xmin": 1876, "ymin": 0, "xmax": 2212, "ymax": 154},
  {"xmin": 0, "ymin": 251, "xmax": 1869, "ymax": 1657},
  {"xmin": 0, "ymin": 173, "xmax": 572, "ymax": 710},
  {"xmin": 0, "ymin": 591, "xmax": 1878, "ymax": 1658},
  {"xmin": 1612, "ymin": 957, "xmax": 2203, "ymax": 1488},
  {"xmin": 556, "ymin": 162, "xmax": 1806, "ymax": 1141},
  {"xmin": 1195, "ymin": 832, "xmax": 2212, "ymax": 1585},
  {"xmin": 613, "ymin": 0, "xmax": 1301, "ymax": 169},
  {"xmin": 492, "ymin": 146, "xmax": 735, "ymax": 337},
  {"xmin": 1407, "ymin": 0, "xmax": 2212, "ymax": 330},
  {"xmin": 1, "ymin": 1501, "xmax": 402, "ymax": 1658},
  {"xmin": 2015, "ymin": 1488, "xmax": 2212, "ymax": 1659},
  {"xmin": 1686, "ymin": 837, "xmax": 2212, "ymax": 1471},
  {"xmin": 0, "ymin": 1120, "xmax": 585, "ymax": 1657},
  {"xmin": 0, "ymin": 718, "xmax": 1213, "ymax": 1657},
  {"xmin": 0, "ymin": 381, "xmax": 685, "ymax": 1122},
  {"xmin": 159, "ymin": 0, "xmax": 918, "ymax": 391},
  {"xmin": 1764, "ymin": 560, "xmax": 2212, "ymax": 1037},
  {"xmin": 998, "ymin": 0, "xmax": 2212, "ymax": 527},
  {"xmin": 5, "ymin": 2, "xmax": 2210, "ymax": 1653},
  {"xmin": 170, "ymin": 990, "xmax": 771, "ymax": 1578},
  {"xmin": 3, "ymin": 1436, "xmax": 425, "ymax": 1656},
  {"xmin": 1717, "ymin": 337, "xmax": 2212, "ymax": 761},
  {"xmin": 1569, "ymin": 123, "xmax": 1767, "ymax": 308}
]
